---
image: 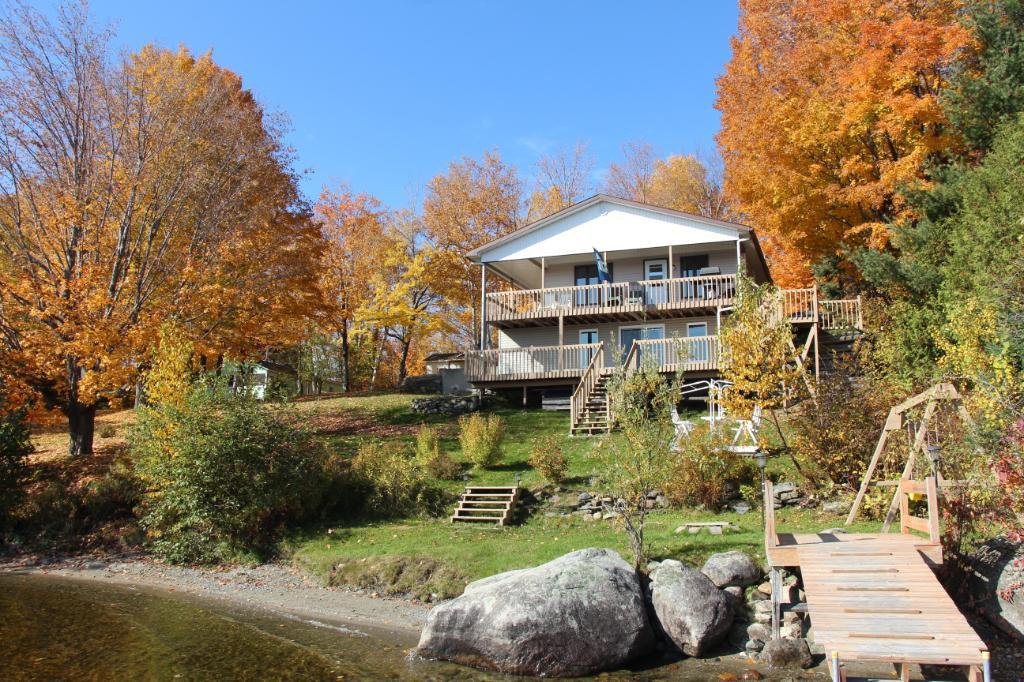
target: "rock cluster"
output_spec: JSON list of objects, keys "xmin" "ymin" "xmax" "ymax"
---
[
  {"xmin": 417, "ymin": 548, "xmax": 653, "ymax": 676},
  {"xmin": 531, "ymin": 487, "xmax": 668, "ymax": 521},
  {"xmin": 410, "ymin": 394, "xmax": 479, "ymax": 416},
  {"xmin": 417, "ymin": 547, "xmax": 763, "ymax": 677},
  {"xmin": 770, "ymin": 482, "xmax": 806, "ymax": 509},
  {"xmin": 727, "ymin": 567, "xmax": 812, "ymax": 666},
  {"xmin": 969, "ymin": 537, "xmax": 1024, "ymax": 640}
]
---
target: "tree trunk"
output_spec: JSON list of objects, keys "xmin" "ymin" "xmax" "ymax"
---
[
  {"xmin": 65, "ymin": 401, "xmax": 97, "ymax": 457},
  {"xmin": 340, "ymin": 321, "xmax": 350, "ymax": 393},
  {"xmin": 398, "ymin": 338, "xmax": 412, "ymax": 384}
]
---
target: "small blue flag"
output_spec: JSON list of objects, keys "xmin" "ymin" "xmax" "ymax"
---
[{"xmin": 593, "ymin": 249, "xmax": 611, "ymax": 284}]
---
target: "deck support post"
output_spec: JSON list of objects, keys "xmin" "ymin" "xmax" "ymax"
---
[
  {"xmin": 830, "ymin": 652, "xmax": 841, "ymax": 682},
  {"xmin": 770, "ymin": 568, "xmax": 782, "ymax": 640},
  {"xmin": 480, "ymin": 264, "xmax": 488, "ymax": 350},
  {"xmin": 540, "ymin": 257, "xmax": 545, "ymax": 290},
  {"xmin": 558, "ymin": 315, "xmax": 564, "ymax": 370},
  {"xmin": 522, "ymin": 385, "xmax": 527, "ymax": 408}
]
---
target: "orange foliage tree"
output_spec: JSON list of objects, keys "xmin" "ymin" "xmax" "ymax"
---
[
  {"xmin": 315, "ymin": 185, "xmax": 390, "ymax": 391},
  {"xmin": 0, "ymin": 3, "xmax": 325, "ymax": 455},
  {"xmin": 716, "ymin": 0, "xmax": 973, "ymax": 286},
  {"xmin": 422, "ymin": 151, "xmax": 522, "ymax": 346}
]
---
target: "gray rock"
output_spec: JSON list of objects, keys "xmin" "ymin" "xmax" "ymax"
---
[
  {"xmin": 969, "ymin": 538, "xmax": 1024, "ymax": 640},
  {"xmin": 759, "ymin": 638, "xmax": 813, "ymax": 669},
  {"xmin": 701, "ymin": 551, "xmax": 762, "ymax": 588},
  {"xmin": 730, "ymin": 501, "xmax": 752, "ymax": 515},
  {"xmin": 747, "ymin": 622, "xmax": 770, "ymax": 643},
  {"xmin": 745, "ymin": 638, "xmax": 765, "ymax": 652},
  {"xmin": 822, "ymin": 500, "xmax": 848, "ymax": 514},
  {"xmin": 417, "ymin": 548, "xmax": 653, "ymax": 677},
  {"xmin": 578, "ymin": 492, "xmax": 592, "ymax": 502},
  {"xmin": 773, "ymin": 482, "xmax": 797, "ymax": 496},
  {"xmin": 648, "ymin": 559, "xmax": 733, "ymax": 656}
]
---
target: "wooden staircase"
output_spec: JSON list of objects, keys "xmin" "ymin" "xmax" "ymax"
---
[
  {"xmin": 450, "ymin": 485, "xmax": 520, "ymax": 525},
  {"xmin": 571, "ymin": 371, "xmax": 611, "ymax": 435},
  {"xmin": 570, "ymin": 342, "xmax": 612, "ymax": 435}
]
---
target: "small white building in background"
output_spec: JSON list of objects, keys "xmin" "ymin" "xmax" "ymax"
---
[{"xmin": 423, "ymin": 352, "xmax": 465, "ymax": 374}]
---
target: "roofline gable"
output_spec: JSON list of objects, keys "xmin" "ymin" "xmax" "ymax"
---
[{"xmin": 465, "ymin": 194, "xmax": 753, "ymax": 261}]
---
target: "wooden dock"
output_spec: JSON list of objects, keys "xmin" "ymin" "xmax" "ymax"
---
[{"xmin": 763, "ymin": 480, "xmax": 990, "ymax": 681}]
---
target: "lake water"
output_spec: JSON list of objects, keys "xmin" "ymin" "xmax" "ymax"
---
[{"xmin": 0, "ymin": 574, "xmax": 787, "ymax": 681}]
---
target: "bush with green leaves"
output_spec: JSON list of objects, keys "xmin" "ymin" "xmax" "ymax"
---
[
  {"xmin": 665, "ymin": 426, "xmax": 752, "ymax": 510},
  {"xmin": 458, "ymin": 413, "xmax": 505, "ymax": 468},
  {"xmin": 0, "ymin": 405, "xmax": 32, "ymax": 531},
  {"xmin": 351, "ymin": 441, "xmax": 448, "ymax": 516},
  {"xmin": 130, "ymin": 382, "xmax": 325, "ymax": 563},
  {"xmin": 413, "ymin": 424, "xmax": 461, "ymax": 480},
  {"xmin": 528, "ymin": 434, "xmax": 569, "ymax": 484}
]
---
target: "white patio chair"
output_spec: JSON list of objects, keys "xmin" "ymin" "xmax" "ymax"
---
[
  {"xmin": 731, "ymin": 404, "xmax": 762, "ymax": 447},
  {"xmin": 670, "ymin": 405, "xmax": 694, "ymax": 451}
]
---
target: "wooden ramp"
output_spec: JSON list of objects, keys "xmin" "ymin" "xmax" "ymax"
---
[
  {"xmin": 799, "ymin": 540, "xmax": 987, "ymax": 677},
  {"xmin": 763, "ymin": 479, "xmax": 991, "ymax": 681}
]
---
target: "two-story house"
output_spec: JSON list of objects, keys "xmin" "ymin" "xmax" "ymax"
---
[{"xmin": 464, "ymin": 194, "xmax": 861, "ymax": 434}]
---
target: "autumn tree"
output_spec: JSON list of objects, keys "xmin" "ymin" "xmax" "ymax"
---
[
  {"xmin": 649, "ymin": 153, "xmax": 732, "ymax": 220},
  {"xmin": 422, "ymin": 151, "xmax": 522, "ymax": 346},
  {"xmin": 0, "ymin": 3, "xmax": 325, "ymax": 455},
  {"xmin": 602, "ymin": 141, "xmax": 657, "ymax": 202},
  {"xmin": 719, "ymin": 277, "xmax": 802, "ymax": 420},
  {"xmin": 526, "ymin": 141, "xmax": 594, "ymax": 221},
  {"xmin": 716, "ymin": 0, "xmax": 973, "ymax": 286},
  {"xmin": 355, "ymin": 210, "xmax": 456, "ymax": 383},
  {"xmin": 315, "ymin": 186, "xmax": 389, "ymax": 391}
]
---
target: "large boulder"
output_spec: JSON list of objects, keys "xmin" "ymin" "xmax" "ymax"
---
[
  {"xmin": 759, "ymin": 637, "xmax": 814, "ymax": 668},
  {"xmin": 701, "ymin": 551, "xmax": 762, "ymax": 588},
  {"xmin": 649, "ymin": 559, "xmax": 734, "ymax": 656},
  {"xmin": 416, "ymin": 548, "xmax": 653, "ymax": 677},
  {"xmin": 969, "ymin": 537, "xmax": 1024, "ymax": 640}
]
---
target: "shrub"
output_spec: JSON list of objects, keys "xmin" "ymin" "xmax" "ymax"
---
[
  {"xmin": 665, "ymin": 426, "xmax": 753, "ymax": 510},
  {"xmin": 97, "ymin": 424, "xmax": 117, "ymax": 439},
  {"xmin": 528, "ymin": 434, "xmax": 569, "ymax": 484},
  {"xmin": 412, "ymin": 424, "xmax": 461, "ymax": 479},
  {"xmin": 351, "ymin": 441, "xmax": 447, "ymax": 515},
  {"xmin": 458, "ymin": 413, "xmax": 505, "ymax": 469},
  {"xmin": 790, "ymin": 352, "xmax": 891, "ymax": 489},
  {"xmin": 130, "ymin": 382, "xmax": 325, "ymax": 563},
  {"xmin": 0, "ymin": 406, "xmax": 32, "ymax": 530}
]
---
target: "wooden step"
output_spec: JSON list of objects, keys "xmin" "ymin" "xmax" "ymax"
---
[
  {"xmin": 452, "ymin": 484, "xmax": 521, "ymax": 526},
  {"xmin": 450, "ymin": 514, "xmax": 506, "ymax": 522}
]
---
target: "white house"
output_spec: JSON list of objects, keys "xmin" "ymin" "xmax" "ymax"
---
[{"xmin": 462, "ymin": 195, "xmax": 862, "ymax": 433}]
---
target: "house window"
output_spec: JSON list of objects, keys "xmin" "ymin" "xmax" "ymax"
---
[
  {"xmin": 679, "ymin": 254, "xmax": 709, "ymax": 278},
  {"xmin": 574, "ymin": 263, "xmax": 612, "ymax": 306}
]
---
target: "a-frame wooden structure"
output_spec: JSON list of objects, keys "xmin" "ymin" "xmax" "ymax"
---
[{"xmin": 846, "ymin": 382, "xmax": 973, "ymax": 529}]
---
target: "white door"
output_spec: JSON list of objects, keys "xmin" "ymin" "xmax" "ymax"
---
[
  {"xmin": 688, "ymin": 322, "xmax": 709, "ymax": 364},
  {"xmin": 644, "ymin": 259, "xmax": 668, "ymax": 304},
  {"xmin": 579, "ymin": 329, "xmax": 599, "ymax": 367}
]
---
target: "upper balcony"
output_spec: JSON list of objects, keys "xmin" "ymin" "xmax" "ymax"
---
[{"xmin": 486, "ymin": 273, "xmax": 738, "ymax": 326}]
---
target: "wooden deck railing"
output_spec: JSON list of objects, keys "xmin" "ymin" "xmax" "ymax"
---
[
  {"xmin": 486, "ymin": 274, "xmax": 738, "ymax": 322},
  {"xmin": 464, "ymin": 343, "xmax": 603, "ymax": 382},
  {"xmin": 633, "ymin": 336, "xmax": 720, "ymax": 372},
  {"xmin": 781, "ymin": 288, "xmax": 816, "ymax": 323},
  {"xmin": 820, "ymin": 297, "xmax": 863, "ymax": 330},
  {"xmin": 570, "ymin": 341, "xmax": 606, "ymax": 428}
]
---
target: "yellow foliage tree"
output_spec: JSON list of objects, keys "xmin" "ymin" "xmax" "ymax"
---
[
  {"xmin": 0, "ymin": 5, "xmax": 326, "ymax": 455},
  {"xmin": 719, "ymin": 277, "xmax": 802, "ymax": 418},
  {"xmin": 145, "ymin": 322, "xmax": 195, "ymax": 409}
]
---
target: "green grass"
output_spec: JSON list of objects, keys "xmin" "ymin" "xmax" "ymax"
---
[{"xmin": 287, "ymin": 392, "xmax": 881, "ymax": 597}]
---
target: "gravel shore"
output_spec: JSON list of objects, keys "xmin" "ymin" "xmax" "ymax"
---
[{"xmin": 0, "ymin": 553, "xmax": 431, "ymax": 645}]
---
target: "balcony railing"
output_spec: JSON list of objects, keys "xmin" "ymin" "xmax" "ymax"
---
[
  {"xmin": 464, "ymin": 343, "xmax": 603, "ymax": 382},
  {"xmin": 486, "ymin": 274, "xmax": 738, "ymax": 322},
  {"xmin": 465, "ymin": 337, "xmax": 720, "ymax": 382}
]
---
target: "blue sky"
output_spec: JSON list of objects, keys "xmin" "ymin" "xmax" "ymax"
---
[{"xmin": 87, "ymin": 1, "xmax": 739, "ymax": 208}]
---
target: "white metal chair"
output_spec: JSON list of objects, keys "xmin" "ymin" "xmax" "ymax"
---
[
  {"xmin": 670, "ymin": 405, "xmax": 694, "ymax": 451},
  {"xmin": 731, "ymin": 404, "xmax": 762, "ymax": 447}
]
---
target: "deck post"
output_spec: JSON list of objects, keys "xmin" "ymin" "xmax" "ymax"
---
[
  {"xmin": 770, "ymin": 568, "xmax": 782, "ymax": 640},
  {"xmin": 540, "ymin": 257, "xmax": 545, "ymax": 290},
  {"xmin": 558, "ymin": 315, "xmax": 564, "ymax": 370},
  {"xmin": 480, "ymin": 264, "xmax": 488, "ymax": 350},
  {"xmin": 830, "ymin": 652, "xmax": 841, "ymax": 682},
  {"xmin": 668, "ymin": 245, "xmax": 674, "ymax": 302}
]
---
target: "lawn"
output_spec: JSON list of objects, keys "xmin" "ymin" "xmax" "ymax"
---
[{"xmin": 285, "ymin": 392, "xmax": 880, "ymax": 598}]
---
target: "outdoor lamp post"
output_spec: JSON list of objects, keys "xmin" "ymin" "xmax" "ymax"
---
[
  {"xmin": 755, "ymin": 449, "xmax": 768, "ymax": 524},
  {"xmin": 515, "ymin": 472, "xmax": 521, "ymax": 488}
]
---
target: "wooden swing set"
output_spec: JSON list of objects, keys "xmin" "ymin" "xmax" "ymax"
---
[{"xmin": 846, "ymin": 382, "xmax": 973, "ymax": 528}]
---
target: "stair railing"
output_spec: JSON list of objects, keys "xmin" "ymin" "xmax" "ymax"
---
[{"xmin": 571, "ymin": 341, "xmax": 606, "ymax": 429}]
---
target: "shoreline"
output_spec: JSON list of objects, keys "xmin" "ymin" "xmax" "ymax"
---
[{"xmin": 0, "ymin": 553, "xmax": 430, "ymax": 646}]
